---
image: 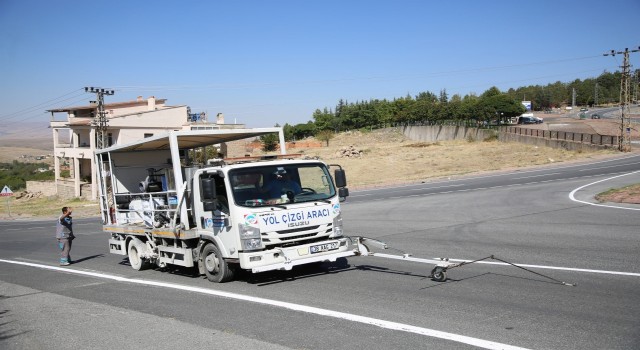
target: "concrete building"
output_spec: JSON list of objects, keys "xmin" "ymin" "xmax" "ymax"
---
[{"xmin": 49, "ymin": 96, "xmax": 245, "ymax": 199}]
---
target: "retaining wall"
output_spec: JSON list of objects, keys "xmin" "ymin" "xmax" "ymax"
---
[
  {"xmin": 26, "ymin": 181, "xmax": 57, "ymax": 196},
  {"xmin": 402, "ymin": 125, "xmax": 495, "ymax": 142},
  {"xmin": 401, "ymin": 125, "xmax": 617, "ymax": 151}
]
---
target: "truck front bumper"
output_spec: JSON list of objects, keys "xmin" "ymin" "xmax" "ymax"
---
[{"xmin": 239, "ymin": 238, "xmax": 355, "ymax": 273}]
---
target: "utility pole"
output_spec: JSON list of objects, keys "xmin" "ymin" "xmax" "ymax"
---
[
  {"xmin": 85, "ymin": 87, "xmax": 115, "ymax": 149},
  {"xmin": 572, "ymin": 88, "xmax": 576, "ymax": 108},
  {"xmin": 633, "ymin": 71, "xmax": 639, "ymax": 104},
  {"xmin": 604, "ymin": 47, "xmax": 640, "ymax": 152}
]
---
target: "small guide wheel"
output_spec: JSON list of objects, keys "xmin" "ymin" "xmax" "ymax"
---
[{"xmin": 430, "ymin": 266, "xmax": 447, "ymax": 282}]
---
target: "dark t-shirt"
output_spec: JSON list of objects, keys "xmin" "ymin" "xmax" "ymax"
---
[{"xmin": 56, "ymin": 215, "xmax": 74, "ymax": 239}]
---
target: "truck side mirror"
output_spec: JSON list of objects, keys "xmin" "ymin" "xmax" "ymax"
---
[
  {"xmin": 334, "ymin": 168, "xmax": 347, "ymax": 188},
  {"xmin": 338, "ymin": 187, "xmax": 349, "ymax": 201}
]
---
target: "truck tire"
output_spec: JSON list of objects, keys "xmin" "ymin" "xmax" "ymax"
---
[
  {"xmin": 202, "ymin": 243, "xmax": 234, "ymax": 283},
  {"xmin": 128, "ymin": 241, "xmax": 148, "ymax": 271}
]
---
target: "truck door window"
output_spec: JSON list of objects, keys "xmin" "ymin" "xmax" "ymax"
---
[{"xmin": 214, "ymin": 175, "xmax": 229, "ymax": 215}]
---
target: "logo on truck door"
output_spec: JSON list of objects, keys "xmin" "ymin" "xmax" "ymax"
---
[{"xmin": 244, "ymin": 213, "xmax": 259, "ymax": 226}]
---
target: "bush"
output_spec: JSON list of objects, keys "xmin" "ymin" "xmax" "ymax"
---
[{"xmin": 483, "ymin": 131, "xmax": 499, "ymax": 142}]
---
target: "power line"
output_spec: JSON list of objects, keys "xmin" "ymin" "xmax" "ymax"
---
[
  {"xmin": 0, "ymin": 88, "xmax": 85, "ymax": 121},
  {"xmin": 111, "ymin": 55, "xmax": 605, "ymax": 92},
  {"xmin": 0, "ymin": 94, "xmax": 92, "ymax": 124}
]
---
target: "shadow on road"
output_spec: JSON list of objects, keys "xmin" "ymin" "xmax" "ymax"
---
[
  {"xmin": 419, "ymin": 272, "xmax": 569, "ymax": 290},
  {"xmin": 70, "ymin": 254, "xmax": 104, "ymax": 265},
  {"xmin": 244, "ymin": 259, "xmax": 437, "ymax": 287}
]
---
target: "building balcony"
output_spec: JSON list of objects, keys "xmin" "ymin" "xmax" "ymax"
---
[{"xmin": 54, "ymin": 145, "xmax": 92, "ymax": 159}]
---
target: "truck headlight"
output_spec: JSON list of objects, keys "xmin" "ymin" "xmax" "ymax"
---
[
  {"xmin": 239, "ymin": 224, "xmax": 262, "ymax": 251},
  {"xmin": 239, "ymin": 224, "xmax": 261, "ymax": 239},
  {"xmin": 242, "ymin": 238, "xmax": 262, "ymax": 251},
  {"xmin": 331, "ymin": 213, "xmax": 343, "ymax": 238}
]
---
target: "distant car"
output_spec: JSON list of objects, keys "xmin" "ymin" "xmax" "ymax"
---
[
  {"xmin": 518, "ymin": 114, "xmax": 543, "ymax": 124},
  {"xmin": 518, "ymin": 116, "xmax": 537, "ymax": 124},
  {"xmin": 580, "ymin": 107, "xmax": 589, "ymax": 112},
  {"xmin": 591, "ymin": 113, "xmax": 600, "ymax": 119}
]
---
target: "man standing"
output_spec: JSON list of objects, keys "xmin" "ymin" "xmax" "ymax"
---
[{"xmin": 56, "ymin": 207, "xmax": 75, "ymax": 266}]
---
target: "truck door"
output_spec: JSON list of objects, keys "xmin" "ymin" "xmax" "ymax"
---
[{"xmin": 198, "ymin": 174, "xmax": 231, "ymax": 233}]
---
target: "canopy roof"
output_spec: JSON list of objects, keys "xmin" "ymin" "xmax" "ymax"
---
[{"xmin": 95, "ymin": 128, "xmax": 282, "ymax": 154}]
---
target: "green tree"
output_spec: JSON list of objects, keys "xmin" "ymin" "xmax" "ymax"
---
[
  {"xmin": 481, "ymin": 86, "xmax": 502, "ymax": 98},
  {"xmin": 479, "ymin": 93, "xmax": 526, "ymax": 121},
  {"xmin": 312, "ymin": 108, "xmax": 335, "ymax": 132},
  {"xmin": 439, "ymin": 89, "xmax": 449, "ymax": 103},
  {"xmin": 316, "ymin": 130, "xmax": 335, "ymax": 146},
  {"xmin": 259, "ymin": 133, "xmax": 279, "ymax": 152}
]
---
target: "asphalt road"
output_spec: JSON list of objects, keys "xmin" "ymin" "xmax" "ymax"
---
[{"xmin": 1, "ymin": 154, "xmax": 639, "ymax": 350}]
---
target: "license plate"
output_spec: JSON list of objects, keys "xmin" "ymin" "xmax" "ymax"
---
[{"xmin": 310, "ymin": 242, "xmax": 339, "ymax": 254}]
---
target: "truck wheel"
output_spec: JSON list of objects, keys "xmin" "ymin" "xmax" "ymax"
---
[
  {"xmin": 128, "ymin": 242, "xmax": 148, "ymax": 271},
  {"xmin": 202, "ymin": 243, "xmax": 234, "ymax": 283}
]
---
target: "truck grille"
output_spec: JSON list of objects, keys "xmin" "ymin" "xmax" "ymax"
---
[{"xmin": 262, "ymin": 223, "xmax": 333, "ymax": 247}]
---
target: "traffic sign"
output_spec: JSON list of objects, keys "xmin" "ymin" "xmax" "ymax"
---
[{"xmin": 1, "ymin": 185, "xmax": 14, "ymax": 196}]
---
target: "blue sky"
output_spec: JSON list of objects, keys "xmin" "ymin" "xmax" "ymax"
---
[{"xmin": 0, "ymin": 0, "xmax": 638, "ymax": 130}]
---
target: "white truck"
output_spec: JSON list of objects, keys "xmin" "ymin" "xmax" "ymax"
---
[{"xmin": 95, "ymin": 128, "xmax": 354, "ymax": 282}]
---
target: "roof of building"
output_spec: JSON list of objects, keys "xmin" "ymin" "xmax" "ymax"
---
[{"xmin": 46, "ymin": 98, "xmax": 168, "ymax": 113}]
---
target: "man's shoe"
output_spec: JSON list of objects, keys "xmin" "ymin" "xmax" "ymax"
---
[{"xmin": 60, "ymin": 262, "xmax": 70, "ymax": 266}]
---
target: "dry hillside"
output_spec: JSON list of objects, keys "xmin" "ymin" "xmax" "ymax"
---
[{"xmin": 294, "ymin": 128, "xmax": 618, "ymax": 189}]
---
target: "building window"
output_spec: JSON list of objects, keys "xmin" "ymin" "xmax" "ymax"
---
[
  {"xmin": 107, "ymin": 133, "xmax": 113, "ymax": 146},
  {"xmin": 144, "ymin": 133, "xmax": 153, "ymax": 138}
]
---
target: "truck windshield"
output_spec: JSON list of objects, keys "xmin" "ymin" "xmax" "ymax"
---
[{"xmin": 229, "ymin": 163, "xmax": 336, "ymax": 207}]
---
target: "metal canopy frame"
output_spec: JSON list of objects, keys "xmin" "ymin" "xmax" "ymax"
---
[{"xmin": 94, "ymin": 127, "xmax": 286, "ymax": 154}]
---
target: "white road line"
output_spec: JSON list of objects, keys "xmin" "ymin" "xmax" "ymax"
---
[
  {"xmin": 0, "ymin": 258, "xmax": 530, "ymax": 350},
  {"xmin": 569, "ymin": 170, "xmax": 640, "ymax": 211},
  {"xmin": 4, "ymin": 226, "xmax": 48, "ymax": 230},
  {"xmin": 441, "ymin": 259, "xmax": 640, "ymax": 277}
]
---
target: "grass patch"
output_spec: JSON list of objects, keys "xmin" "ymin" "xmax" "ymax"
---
[
  {"xmin": 0, "ymin": 195, "xmax": 99, "ymax": 220},
  {"xmin": 595, "ymin": 184, "xmax": 640, "ymax": 203},
  {"xmin": 403, "ymin": 142, "xmax": 440, "ymax": 148}
]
